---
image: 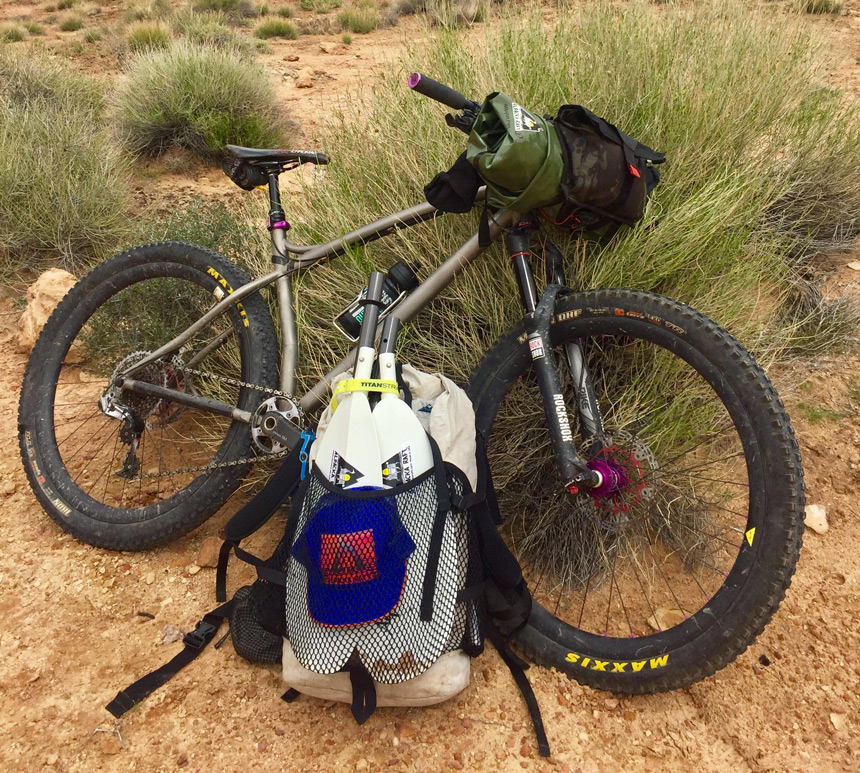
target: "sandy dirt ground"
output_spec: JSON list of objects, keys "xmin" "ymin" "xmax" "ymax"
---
[{"xmin": 1, "ymin": 1, "xmax": 860, "ymax": 771}]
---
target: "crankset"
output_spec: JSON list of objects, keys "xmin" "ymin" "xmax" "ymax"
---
[{"xmin": 251, "ymin": 395, "xmax": 302, "ymax": 453}]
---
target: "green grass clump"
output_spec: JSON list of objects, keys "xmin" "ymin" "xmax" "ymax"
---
[
  {"xmin": 113, "ymin": 40, "xmax": 286, "ymax": 158},
  {"xmin": 57, "ymin": 0, "xmax": 74, "ymax": 9},
  {"xmin": 302, "ymin": 0, "xmax": 342, "ymax": 11},
  {"xmin": 341, "ymin": 31, "xmax": 352, "ymax": 43},
  {"xmin": 0, "ymin": 26, "xmax": 25, "ymax": 43},
  {"xmin": 83, "ymin": 27, "xmax": 101, "ymax": 42},
  {"xmin": 337, "ymin": 0, "xmax": 379, "ymax": 33},
  {"xmin": 0, "ymin": 49, "xmax": 131, "ymax": 274},
  {"xmin": 254, "ymin": 18, "xmax": 298, "ymax": 37},
  {"xmin": 23, "ymin": 22, "xmax": 45, "ymax": 35},
  {"xmin": 193, "ymin": 0, "xmax": 259, "ymax": 21},
  {"xmin": 792, "ymin": 0, "xmax": 844, "ymax": 13},
  {"xmin": 172, "ymin": 10, "xmax": 255, "ymax": 56},
  {"xmin": 126, "ymin": 0, "xmax": 173, "ymax": 21},
  {"xmin": 277, "ymin": 6, "xmax": 293, "ymax": 16},
  {"xmin": 126, "ymin": 21, "xmax": 171, "ymax": 53},
  {"xmin": 59, "ymin": 14, "xmax": 84, "ymax": 31}
]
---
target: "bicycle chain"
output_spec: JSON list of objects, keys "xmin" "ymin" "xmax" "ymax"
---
[{"xmin": 125, "ymin": 364, "xmax": 305, "ymax": 481}]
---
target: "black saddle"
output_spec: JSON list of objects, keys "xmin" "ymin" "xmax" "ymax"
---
[
  {"xmin": 223, "ymin": 146, "xmax": 329, "ymax": 190},
  {"xmin": 225, "ymin": 145, "xmax": 328, "ymax": 166}
]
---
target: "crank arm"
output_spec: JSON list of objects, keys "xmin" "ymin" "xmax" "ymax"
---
[
  {"xmin": 259, "ymin": 410, "xmax": 302, "ymax": 447},
  {"xmin": 119, "ymin": 378, "xmax": 253, "ymax": 423}
]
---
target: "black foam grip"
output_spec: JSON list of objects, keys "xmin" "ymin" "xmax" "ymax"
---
[{"xmin": 408, "ymin": 73, "xmax": 468, "ymax": 111}]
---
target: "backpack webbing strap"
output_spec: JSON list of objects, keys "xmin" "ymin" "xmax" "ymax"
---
[
  {"xmin": 105, "ymin": 601, "xmax": 233, "ymax": 719},
  {"xmin": 485, "ymin": 624, "xmax": 550, "ymax": 758},
  {"xmin": 223, "ymin": 442, "xmax": 305, "ymax": 544},
  {"xmin": 348, "ymin": 664, "xmax": 377, "ymax": 724},
  {"xmin": 419, "ymin": 436, "xmax": 453, "ymax": 621}
]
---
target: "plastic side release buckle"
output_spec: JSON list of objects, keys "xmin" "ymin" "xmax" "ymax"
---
[
  {"xmin": 183, "ymin": 620, "xmax": 218, "ymax": 650},
  {"xmin": 299, "ymin": 429, "xmax": 315, "ymax": 480}
]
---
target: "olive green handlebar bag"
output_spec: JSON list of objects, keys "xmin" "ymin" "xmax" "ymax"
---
[{"xmin": 466, "ymin": 92, "xmax": 564, "ymax": 213}]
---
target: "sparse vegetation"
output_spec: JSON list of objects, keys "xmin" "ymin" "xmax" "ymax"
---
[
  {"xmin": 792, "ymin": 0, "xmax": 844, "ymax": 14},
  {"xmin": 193, "ymin": 0, "xmax": 259, "ymax": 21},
  {"xmin": 337, "ymin": 0, "xmax": 379, "ymax": 33},
  {"xmin": 113, "ymin": 41, "xmax": 286, "ymax": 158},
  {"xmin": 276, "ymin": 6, "xmax": 292, "ymax": 16},
  {"xmin": 301, "ymin": 0, "xmax": 342, "ymax": 11},
  {"xmin": 57, "ymin": 0, "xmax": 74, "ymax": 9},
  {"xmin": 0, "ymin": 49, "xmax": 131, "ymax": 274},
  {"xmin": 125, "ymin": 0, "xmax": 173, "ymax": 21},
  {"xmin": 171, "ymin": 9, "xmax": 255, "ymax": 56},
  {"xmin": 83, "ymin": 27, "xmax": 101, "ymax": 42},
  {"xmin": 254, "ymin": 18, "xmax": 299, "ymax": 38},
  {"xmin": 0, "ymin": 26, "xmax": 25, "ymax": 43},
  {"xmin": 23, "ymin": 23, "xmax": 45, "ymax": 36},
  {"xmin": 125, "ymin": 21, "xmax": 171, "ymax": 53},
  {"xmin": 59, "ymin": 14, "xmax": 84, "ymax": 31},
  {"xmin": 341, "ymin": 31, "xmax": 352, "ymax": 43}
]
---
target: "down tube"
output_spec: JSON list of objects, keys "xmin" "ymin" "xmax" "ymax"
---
[{"xmin": 297, "ymin": 209, "xmax": 519, "ymax": 414}]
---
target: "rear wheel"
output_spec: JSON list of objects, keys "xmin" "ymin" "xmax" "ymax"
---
[
  {"xmin": 468, "ymin": 289, "xmax": 804, "ymax": 693},
  {"xmin": 18, "ymin": 242, "xmax": 279, "ymax": 550}
]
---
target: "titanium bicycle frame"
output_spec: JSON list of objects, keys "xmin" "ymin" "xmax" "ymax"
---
[{"xmin": 118, "ymin": 176, "xmax": 603, "ymax": 490}]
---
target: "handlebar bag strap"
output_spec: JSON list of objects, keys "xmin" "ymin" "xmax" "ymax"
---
[{"xmin": 466, "ymin": 92, "xmax": 563, "ymax": 213}]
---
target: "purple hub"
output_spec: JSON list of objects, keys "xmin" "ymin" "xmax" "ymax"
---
[{"xmin": 586, "ymin": 458, "xmax": 629, "ymax": 500}]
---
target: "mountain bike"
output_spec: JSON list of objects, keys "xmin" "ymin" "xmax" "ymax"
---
[{"xmin": 18, "ymin": 75, "xmax": 804, "ymax": 695}]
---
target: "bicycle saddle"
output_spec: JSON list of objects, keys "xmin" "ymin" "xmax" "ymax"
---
[{"xmin": 225, "ymin": 145, "xmax": 329, "ymax": 166}]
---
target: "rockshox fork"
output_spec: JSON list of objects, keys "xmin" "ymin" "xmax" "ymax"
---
[{"xmin": 505, "ymin": 225, "xmax": 604, "ymax": 493}]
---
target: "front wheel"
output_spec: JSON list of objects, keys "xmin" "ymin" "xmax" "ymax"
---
[
  {"xmin": 18, "ymin": 242, "xmax": 279, "ymax": 550},
  {"xmin": 468, "ymin": 289, "xmax": 804, "ymax": 693}
]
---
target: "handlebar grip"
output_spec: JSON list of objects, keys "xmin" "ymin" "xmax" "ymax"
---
[{"xmin": 408, "ymin": 72, "xmax": 469, "ymax": 111}]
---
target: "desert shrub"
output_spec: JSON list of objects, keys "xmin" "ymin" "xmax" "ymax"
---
[
  {"xmin": 83, "ymin": 27, "xmax": 101, "ymax": 42},
  {"xmin": 277, "ymin": 6, "xmax": 292, "ymax": 16},
  {"xmin": 23, "ymin": 22, "xmax": 45, "ymax": 35},
  {"xmin": 0, "ymin": 49, "xmax": 131, "ymax": 274},
  {"xmin": 254, "ymin": 18, "xmax": 298, "ymax": 37},
  {"xmin": 341, "ymin": 31, "xmax": 352, "ymax": 43},
  {"xmin": 0, "ymin": 25, "xmax": 25, "ymax": 43},
  {"xmin": 193, "ymin": 0, "xmax": 259, "ymax": 21},
  {"xmin": 59, "ymin": 14, "xmax": 84, "ymax": 31},
  {"xmin": 171, "ymin": 9, "xmax": 255, "ymax": 56},
  {"xmin": 125, "ymin": 0, "xmax": 173, "ymax": 21},
  {"xmin": 126, "ymin": 21, "xmax": 171, "ymax": 53},
  {"xmin": 301, "ymin": 0, "xmax": 342, "ymax": 11},
  {"xmin": 57, "ymin": 0, "xmax": 74, "ymax": 9},
  {"xmin": 337, "ymin": 0, "xmax": 379, "ymax": 33},
  {"xmin": 792, "ymin": 0, "xmax": 844, "ymax": 13},
  {"xmin": 424, "ymin": 0, "xmax": 479, "ymax": 26},
  {"xmin": 113, "ymin": 40, "xmax": 286, "ymax": 158}
]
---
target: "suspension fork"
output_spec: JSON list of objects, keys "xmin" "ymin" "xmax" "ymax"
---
[
  {"xmin": 506, "ymin": 227, "xmax": 602, "ymax": 492},
  {"xmin": 543, "ymin": 242, "xmax": 605, "ymax": 455}
]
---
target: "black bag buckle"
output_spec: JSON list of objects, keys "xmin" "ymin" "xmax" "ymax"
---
[{"xmin": 183, "ymin": 620, "xmax": 218, "ymax": 650}]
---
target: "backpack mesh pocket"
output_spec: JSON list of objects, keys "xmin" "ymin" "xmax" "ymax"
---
[{"xmin": 286, "ymin": 466, "xmax": 480, "ymax": 683}]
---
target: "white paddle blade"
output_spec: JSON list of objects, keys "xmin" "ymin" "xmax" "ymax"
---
[
  {"xmin": 314, "ymin": 390, "xmax": 384, "ymax": 489},
  {"xmin": 373, "ymin": 398, "xmax": 433, "ymax": 487}
]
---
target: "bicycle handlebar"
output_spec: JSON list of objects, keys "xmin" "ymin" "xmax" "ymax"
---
[{"xmin": 408, "ymin": 72, "xmax": 471, "ymax": 111}]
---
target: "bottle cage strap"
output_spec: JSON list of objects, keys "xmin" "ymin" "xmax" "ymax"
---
[{"xmin": 331, "ymin": 378, "xmax": 399, "ymax": 411}]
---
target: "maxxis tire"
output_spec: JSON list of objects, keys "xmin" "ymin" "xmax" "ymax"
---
[
  {"xmin": 18, "ymin": 242, "xmax": 279, "ymax": 551},
  {"xmin": 467, "ymin": 289, "xmax": 805, "ymax": 694}
]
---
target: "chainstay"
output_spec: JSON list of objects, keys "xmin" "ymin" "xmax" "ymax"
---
[{"xmin": 126, "ymin": 364, "xmax": 304, "ymax": 481}]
